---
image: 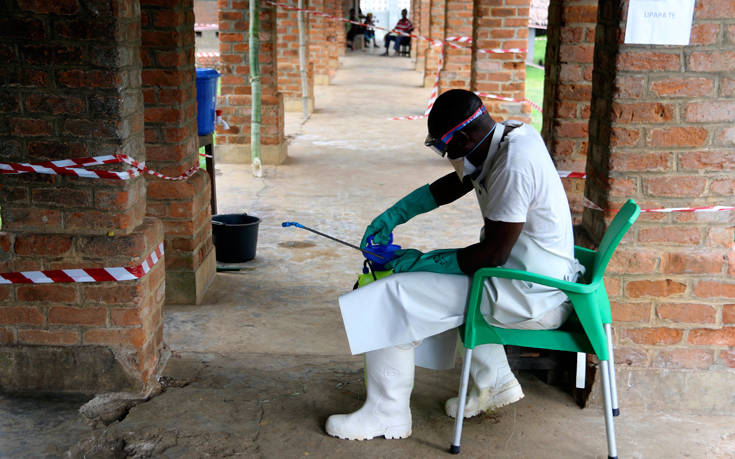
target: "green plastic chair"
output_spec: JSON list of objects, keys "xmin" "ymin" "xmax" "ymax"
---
[{"xmin": 450, "ymin": 199, "xmax": 640, "ymax": 459}]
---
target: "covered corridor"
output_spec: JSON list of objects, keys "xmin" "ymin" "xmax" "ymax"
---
[{"xmin": 4, "ymin": 54, "xmax": 735, "ymax": 458}]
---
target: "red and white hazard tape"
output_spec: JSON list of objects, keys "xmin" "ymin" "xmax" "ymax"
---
[
  {"xmin": 264, "ymin": 0, "xmax": 527, "ymax": 55},
  {"xmin": 196, "ymin": 51, "xmax": 220, "ymax": 59},
  {"xmin": 582, "ymin": 197, "xmax": 735, "ymax": 214},
  {"xmin": 557, "ymin": 171, "xmax": 587, "ymax": 179},
  {"xmin": 117, "ymin": 155, "xmax": 199, "ymax": 181},
  {"xmin": 474, "ymin": 92, "xmax": 542, "ymax": 114},
  {"xmin": 424, "ymin": 44, "xmax": 444, "ymax": 115},
  {"xmin": 1, "ymin": 154, "xmax": 199, "ymax": 181},
  {"xmin": 641, "ymin": 205, "xmax": 735, "ymax": 213},
  {"xmin": 0, "ymin": 155, "xmax": 140, "ymax": 180},
  {"xmin": 0, "ymin": 243, "xmax": 164, "ymax": 285},
  {"xmin": 194, "ymin": 23, "xmax": 218, "ymax": 31}
]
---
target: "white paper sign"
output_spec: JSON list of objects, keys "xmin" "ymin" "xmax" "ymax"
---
[{"xmin": 624, "ymin": 0, "xmax": 696, "ymax": 45}]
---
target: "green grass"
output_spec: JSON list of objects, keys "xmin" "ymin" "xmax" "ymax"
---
[
  {"xmin": 524, "ymin": 35, "xmax": 546, "ymax": 132},
  {"xmin": 525, "ymin": 64, "xmax": 544, "ymax": 132},
  {"xmin": 533, "ymin": 36, "xmax": 547, "ymax": 66}
]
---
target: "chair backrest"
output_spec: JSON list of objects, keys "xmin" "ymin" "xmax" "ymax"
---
[{"xmin": 589, "ymin": 199, "xmax": 641, "ymax": 284}]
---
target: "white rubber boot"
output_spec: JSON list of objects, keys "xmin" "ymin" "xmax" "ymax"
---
[
  {"xmin": 326, "ymin": 345, "xmax": 414, "ymax": 440},
  {"xmin": 445, "ymin": 344, "xmax": 524, "ymax": 418}
]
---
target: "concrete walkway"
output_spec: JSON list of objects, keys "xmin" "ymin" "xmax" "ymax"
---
[{"xmin": 3, "ymin": 53, "xmax": 735, "ymax": 458}]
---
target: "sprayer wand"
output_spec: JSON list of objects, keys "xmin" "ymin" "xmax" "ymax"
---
[{"xmin": 281, "ymin": 221, "xmax": 384, "ymax": 259}]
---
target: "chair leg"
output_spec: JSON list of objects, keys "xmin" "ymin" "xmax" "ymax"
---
[
  {"xmin": 600, "ymin": 360, "xmax": 618, "ymax": 459},
  {"xmin": 450, "ymin": 347, "xmax": 473, "ymax": 454},
  {"xmin": 604, "ymin": 323, "xmax": 620, "ymax": 416}
]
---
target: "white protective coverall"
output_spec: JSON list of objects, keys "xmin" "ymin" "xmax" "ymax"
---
[{"xmin": 338, "ymin": 121, "xmax": 584, "ymax": 370}]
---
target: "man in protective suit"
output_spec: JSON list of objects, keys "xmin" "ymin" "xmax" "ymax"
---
[{"xmin": 326, "ymin": 89, "xmax": 583, "ymax": 441}]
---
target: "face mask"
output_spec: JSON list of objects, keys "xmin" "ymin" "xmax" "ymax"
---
[
  {"xmin": 449, "ymin": 157, "xmax": 478, "ymax": 178},
  {"xmin": 447, "ymin": 124, "xmax": 495, "ymax": 179}
]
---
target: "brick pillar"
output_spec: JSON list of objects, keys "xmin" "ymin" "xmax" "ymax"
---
[
  {"xmin": 217, "ymin": 0, "xmax": 287, "ymax": 164},
  {"xmin": 471, "ymin": 0, "xmax": 531, "ymax": 124},
  {"xmin": 415, "ymin": 0, "xmax": 432, "ymax": 74},
  {"xmin": 437, "ymin": 0, "xmax": 473, "ymax": 92},
  {"xmin": 409, "ymin": 0, "xmax": 419, "ymax": 59},
  {"xmin": 325, "ymin": 0, "xmax": 343, "ymax": 79},
  {"xmin": 141, "ymin": 1, "xmax": 215, "ymax": 305},
  {"xmin": 0, "ymin": 0, "xmax": 165, "ymax": 393},
  {"xmin": 542, "ymin": 0, "xmax": 597, "ymax": 223},
  {"xmin": 424, "ymin": 0, "xmax": 446, "ymax": 87},
  {"xmin": 277, "ymin": 2, "xmax": 315, "ymax": 113},
  {"xmin": 309, "ymin": 0, "xmax": 331, "ymax": 85},
  {"xmin": 584, "ymin": 0, "xmax": 735, "ymax": 413}
]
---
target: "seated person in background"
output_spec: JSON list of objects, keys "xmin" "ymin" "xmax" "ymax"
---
[
  {"xmin": 346, "ymin": 8, "xmax": 366, "ymax": 50},
  {"xmin": 364, "ymin": 13, "xmax": 378, "ymax": 48},
  {"xmin": 382, "ymin": 9, "xmax": 413, "ymax": 56}
]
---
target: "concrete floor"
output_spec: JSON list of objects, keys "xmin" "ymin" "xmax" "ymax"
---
[{"xmin": 2, "ymin": 52, "xmax": 735, "ymax": 458}]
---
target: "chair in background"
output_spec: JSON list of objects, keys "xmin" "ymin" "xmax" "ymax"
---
[
  {"xmin": 399, "ymin": 37, "xmax": 411, "ymax": 56},
  {"xmin": 450, "ymin": 199, "xmax": 641, "ymax": 459}
]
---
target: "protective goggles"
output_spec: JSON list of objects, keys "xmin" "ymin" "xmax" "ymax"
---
[{"xmin": 424, "ymin": 105, "xmax": 487, "ymax": 157}]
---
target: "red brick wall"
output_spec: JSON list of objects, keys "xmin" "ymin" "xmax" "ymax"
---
[
  {"xmin": 277, "ymin": 2, "xmax": 315, "ymax": 111},
  {"xmin": 438, "ymin": 0, "xmax": 473, "ymax": 92},
  {"xmin": 217, "ymin": 0, "xmax": 286, "ymax": 163},
  {"xmin": 325, "ymin": 0, "xmax": 343, "ymax": 78},
  {"xmin": 309, "ymin": 0, "xmax": 331, "ymax": 84},
  {"xmin": 0, "ymin": 0, "xmax": 165, "ymax": 393},
  {"xmin": 424, "ymin": 0, "xmax": 446, "ymax": 87},
  {"xmin": 141, "ymin": 0, "xmax": 215, "ymax": 304},
  {"xmin": 471, "ymin": 0, "xmax": 531, "ymax": 124},
  {"xmin": 543, "ymin": 0, "xmax": 597, "ymax": 223},
  {"xmin": 416, "ymin": 0, "xmax": 432, "ymax": 72},
  {"xmin": 585, "ymin": 0, "xmax": 735, "ymax": 384}
]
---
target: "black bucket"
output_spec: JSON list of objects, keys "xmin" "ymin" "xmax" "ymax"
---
[{"xmin": 212, "ymin": 214, "xmax": 261, "ymax": 263}]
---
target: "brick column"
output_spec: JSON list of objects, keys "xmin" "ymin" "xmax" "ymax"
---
[
  {"xmin": 309, "ymin": 0, "xmax": 331, "ymax": 85},
  {"xmin": 277, "ymin": 2, "xmax": 315, "ymax": 113},
  {"xmin": 141, "ymin": 0, "xmax": 215, "ymax": 305},
  {"xmin": 542, "ymin": 0, "xmax": 597, "ymax": 223},
  {"xmin": 415, "ymin": 0, "xmax": 432, "ymax": 73},
  {"xmin": 0, "ymin": 0, "xmax": 165, "ymax": 393},
  {"xmin": 437, "ymin": 0, "xmax": 473, "ymax": 92},
  {"xmin": 325, "ymin": 0, "xmax": 343, "ymax": 78},
  {"xmin": 584, "ymin": 0, "xmax": 735, "ymax": 413},
  {"xmin": 471, "ymin": 0, "xmax": 531, "ymax": 124},
  {"xmin": 217, "ymin": 0, "xmax": 287, "ymax": 164},
  {"xmin": 424, "ymin": 0, "xmax": 446, "ymax": 87}
]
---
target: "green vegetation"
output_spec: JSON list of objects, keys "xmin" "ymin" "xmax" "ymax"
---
[
  {"xmin": 533, "ymin": 36, "xmax": 546, "ymax": 66},
  {"xmin": 525, "ymin": 64, "xmax": 544, "ymax": 132},
  {"xmin": 525, "ymin": 35, "xmax": 547, "ymax": 132}
]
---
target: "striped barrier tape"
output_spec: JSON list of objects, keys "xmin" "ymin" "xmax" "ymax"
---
[
  {"xmin": 0, "ymin": 243, "xmax": 164, "ymax": 285},
  {"xmin": 0, "ymin": 155, "xmax": 140, "ymax": 180},
  {"xmin": 195, "ymin": 23, "xmax": 218, "ymax": 31},
  {"xmin": 116, "ymin": 155, "xmax": 200, "ymax": 181},
  {"xmin": 1, "ymin": 154, "xmax": 199, "ymax": 181},
  {"xmin": 195, "ymin": 51, "xmax": 220, "ymax": 59},
  {"xmin": 583, "ymin": 197, "xmax": 735, "ymax": 214},
  {"xmin": 557, "ymin": 171, "xmax": 587, "ymax": 179},
  {"xmin": 474, "ymin": 91, "xmax": 543, "ymax": 114},
  {"xmin": 264, "ymin": 0, "xmax": 527, "ymax": 55}
]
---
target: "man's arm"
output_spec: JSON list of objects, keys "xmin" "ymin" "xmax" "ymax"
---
[
  {"xmin": 457, "ymin": 218, "xmax": 523, "ymax": 273},
  {"xmin": 429, "ymin": 172, "xmax": 474, "ymax": 206}
]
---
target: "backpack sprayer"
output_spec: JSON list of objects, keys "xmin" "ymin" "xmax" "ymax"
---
[{"xmin": 281, "ymin": 221, "xmax": 400, "ymax": 285}]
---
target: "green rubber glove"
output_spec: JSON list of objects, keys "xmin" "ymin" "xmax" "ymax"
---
[
  {"xmin": 360, "ymin": 184, "xmax": 438, "ymax": 249},
  {"xmin": 386, "ymin": 248, "xmax": 464, "ymax": 274}
]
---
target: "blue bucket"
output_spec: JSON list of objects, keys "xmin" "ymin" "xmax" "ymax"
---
[
  {"xmin": 364, "ymin": 234, "xmax": 401, "ymax": 271},
  {"xmin": 195, "ymin": 68, "xmax": 220, "ymax": 135}
]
